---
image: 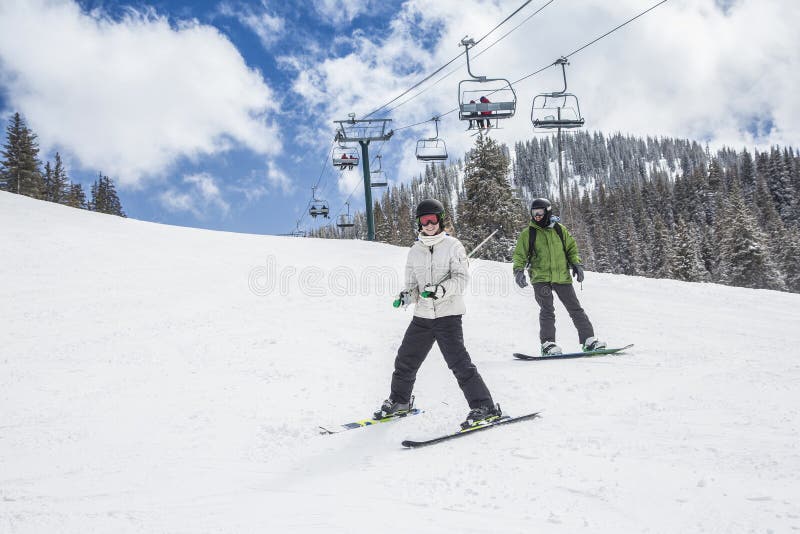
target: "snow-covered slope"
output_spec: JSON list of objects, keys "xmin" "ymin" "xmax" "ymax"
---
[{"xmin": 2, "ymin": 191, "xmax": 799, "ymax": 533}]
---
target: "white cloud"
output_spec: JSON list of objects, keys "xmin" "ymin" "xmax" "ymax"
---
[
  {"xmin": 218, "ymin": 1, "xmax": 285, "ymax": 49},
  {"xmin": 0, "ymin": 0, "xmax": 282, "ymax": 187},
  {"xmin": 312, "ymin": 0, "xmax": 374, "ymax": 25},
  {"xmin": 266, "ymin": 160, "xmax": 293, "ymax": 194},
  {"xmin": 158, "ymin": 172, "xmax": 230, "ymax": 218}
]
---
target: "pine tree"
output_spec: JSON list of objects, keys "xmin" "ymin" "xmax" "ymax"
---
[
  {"xmin": 51, "ymin": 153, "xmax": 69, "ymax": 204},
  {"xmin": 373, "ymin": 200, "xmax": 392, "ymax": 243},
  {"xmin": 651, "ymin": 214, "xmax": 676, "ymax": 279},
  {"xmin": 42, "ymin": 161, "xmax": 54, "ymax": 201},
  {"xmin": 671, "ymin": 216, "xmax": 708, "ymax": 282},
  {"xmin": 716, "ymin": 182, "xmax": 784, "ymax": 290},
  {"xmin": 65, "ymin": 182, "xmax": 87, "ymax": 209},
  {"xmin": 458, "ymin": 135, "xmax": 525, "ymax": 261},
  {"xmin": 89, "ymin": 173, "xmax": 126, "ymax": 216},
  {"xmin": 1, "ymin": 112, "xmax": 44, "ymax": 198}
]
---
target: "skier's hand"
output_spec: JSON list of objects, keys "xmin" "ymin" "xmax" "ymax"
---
[
  {"xmin": 514, "ymin": 269, "xmax": 528, "ymax": 288},
  {"xmin": 572, "ymin": 264, "xmax": 585, "ymax": 283},
  {"xmin": 392, "ymin": 291, "xmax": 412, "ymax": 308},
  {"xmin": 421, "ymin": 284, "xmax": 446, "ymax": 300}
]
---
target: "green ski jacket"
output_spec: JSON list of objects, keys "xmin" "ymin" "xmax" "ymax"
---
[{"xmin": 512, "ymin": 222, "xmax": 582, "ymax": 284}]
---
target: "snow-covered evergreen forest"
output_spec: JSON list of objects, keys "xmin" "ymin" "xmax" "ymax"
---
[{"xmin": 313, "ymin": 132, "xmax": 800, "ymax": 293}]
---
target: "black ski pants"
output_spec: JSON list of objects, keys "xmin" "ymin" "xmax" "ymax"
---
[
  {"xmin": 533, "ymin": 282, "xmax": 594, "ymax": 344},
  {"xmin": 390, "ymin": 315, "xmax": 494, "ymax": 409}
]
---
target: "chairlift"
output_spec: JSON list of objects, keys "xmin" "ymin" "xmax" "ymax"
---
[
  {"xmin": 531, "ymin": 57, "xmax": 585, "ymax": 130},
  {"xmin": 336, "ymin": 201, "xmax": 355, "ymax": 228},
  {"xmin": 370, "ymin": 155, "xmax": 388, "ymax": 188},
  {"xmin": 415, "ymin": 117, "xmax": 448, "ymax": 162},
  {"xmin": 308, "ymin": 186, "xmax": 330, "ymax": 219},
  {"xmin": 457, "ymin": 37, "xmax": 517, "ymax": 131},
  {"xmin": 333, "ymin": 141, "xmax": 360, "ymax": 170}
]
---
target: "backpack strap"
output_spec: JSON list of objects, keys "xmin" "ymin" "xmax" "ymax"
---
[
  {"xmin": 552, "ymin": 223, "xmax": 573, "ymax": 268},
  {"xmin": 526, "ymin": 227, "xmax": 537, "ymax": 268},
  {"xmin": 526, "ymin": 223, "xmax": 572, "ymax": 268}
]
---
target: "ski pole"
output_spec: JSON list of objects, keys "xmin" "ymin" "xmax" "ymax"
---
[{"xmin": 394, "ymin": 228, "xmax": 500, "ymax": 306}]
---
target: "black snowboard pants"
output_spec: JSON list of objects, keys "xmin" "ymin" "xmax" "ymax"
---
[
  {"xmin": 533, "ymin": 282, "xmax": 595, "ymax": 344},
  {"xmin": 390, "ymin": 315, "xmax": 494, "ymax": 409}
]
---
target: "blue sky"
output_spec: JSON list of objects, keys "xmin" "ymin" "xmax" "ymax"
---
[{"xmin": 1, "ymin": 0, "xmax": 798, "ymax": 236}]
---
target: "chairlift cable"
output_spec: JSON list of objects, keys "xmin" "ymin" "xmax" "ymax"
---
[
  {"xmin": 390, "ymin": 0, "xmax": 670, "ymax": 133},
  {"xmin": 362, "ymin": 0, "xmax": 540, "ymax": 120},
  {"xmin": 381, "ymin": 0, "xmax": 556, "ymax": 117},
  {"xmin": 563, "ymin": 0, "xmax": 668, "ymax": 59},
  {"xmin": 513, "ymin": 0, "xmax": 669, "ymax": 85}
]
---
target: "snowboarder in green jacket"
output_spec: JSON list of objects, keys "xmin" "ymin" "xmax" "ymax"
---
[{"xmin": 512, "ymin": 198, "xmax": 606, "ymax": 355}]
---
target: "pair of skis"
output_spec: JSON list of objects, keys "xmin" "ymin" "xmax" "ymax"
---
[
  {"xmin": 319, "ymin": 408, "xmax": 539, "ymax": 448},
  {"xmin": 321, "ymin": 345, "xmax": 632, "ymax": 447}
]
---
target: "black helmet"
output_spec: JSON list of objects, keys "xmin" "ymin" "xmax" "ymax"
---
[
  {"xmin": 416, "ymin": 199, "xmax": 445, "ymax": 231},
  {"xmin": 530, "ymin": 197, "xmax": 552, "ymax": 226},
  {"xmin": 416, "ymin": 198, "xmax": 445, "ymax": 218}
]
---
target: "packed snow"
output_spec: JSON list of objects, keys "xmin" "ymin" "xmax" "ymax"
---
[{"xmin": 2, "ymin": 191, "xmax": 799, "ymax": 533}]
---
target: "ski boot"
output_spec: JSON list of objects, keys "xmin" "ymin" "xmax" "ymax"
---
[
  {"xmin": 373, "ymin": 397, "xmax": 412, "ymax": 420},
  {"xmin": 461, "ymin": 404, "xmax": 502, "ymax": 430}
]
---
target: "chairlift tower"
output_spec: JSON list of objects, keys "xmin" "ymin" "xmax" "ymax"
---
[
  {"xmin": 334, "ymin": 114, "xmax": 393, "ymax": 241},
  {"xmin": 531, "ymin": 57, "xmax": 584, "ymax": 222}
]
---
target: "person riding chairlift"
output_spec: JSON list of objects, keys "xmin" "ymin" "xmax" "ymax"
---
[{"xmin": 478, "ymin": 96, "xmax": 491, "ymax": 129}]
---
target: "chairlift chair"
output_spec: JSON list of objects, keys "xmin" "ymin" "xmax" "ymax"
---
[
  {"xmin": 457, "ymin": 37, "xmax": 517, "ymax": 130},
  {"xmin": 337, "ymin": 202, "xmax": 355, "ymax": 228},
  {"xmin": 530, "ymin": 58, "xmax": 585, "ymax": 130},
  {"xmin": 332, "ymin": 144, "xmax": 360, "ymax": 170},
  {"xmin": 415, "ymin": 117, "xmax": 448, "ymax": 162},
  {"xmin": 308, "ymin": 186, "xmax": 330, "ymax": 219},
  {"xmin": 370, "ymin": 155, "xmax": 388, "ymax": 188}
]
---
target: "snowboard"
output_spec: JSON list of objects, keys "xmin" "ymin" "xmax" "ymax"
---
[{"xmin": 513, "ymin": 344, "xmax": 634, "ymax": 361}]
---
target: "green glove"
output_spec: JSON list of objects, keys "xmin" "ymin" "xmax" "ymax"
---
[{"xmin": 393, "ymin": 291, "xmax": 411, "ymax": 308}]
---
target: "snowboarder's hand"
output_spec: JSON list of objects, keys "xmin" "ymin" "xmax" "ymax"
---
[
  {"xmin": 421, "ymin": 284, "xmax": 445, "ymax": 300},
  {"xmin": 572, "ymin": 264, "xmax": 585, "ymax": 283},
  {"xmin": 514, "ymin": 269, "xmax": 528, "ymax": 288},
  {"xmin": 392, "ymin": 291, "xmax": 412, "ymax": 308}
]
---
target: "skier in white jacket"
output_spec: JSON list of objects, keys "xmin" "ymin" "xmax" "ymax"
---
[{"xmin": 374, "ymin": 199, "xmax": 501, "ymax": 430}]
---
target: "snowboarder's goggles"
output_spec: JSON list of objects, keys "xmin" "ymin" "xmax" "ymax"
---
[
  {"xmin": 531, "ymin": 208, "xmax": 547, "ymax": 218},
  {"xmin": 418, "ymin": 214, "xmax": 441, "ymax": 226}
]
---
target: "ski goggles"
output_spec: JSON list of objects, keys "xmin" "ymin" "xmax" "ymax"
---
[
  {"xmin": 531, "ymin": 208, "xmax": 547, "ymax": 218},
  {"xmin": 418, "ymin": 213, "xmax": 441, "ymax": 226}
]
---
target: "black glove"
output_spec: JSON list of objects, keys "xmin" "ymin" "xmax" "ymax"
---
[
  {"xmin": 572, "ymin": 264, "xmax": 585, "ymax": 283},
  {"xmin": 514, "ymin": 269, "xmax": 528, "ymax": 288},
  {"xmin": 421, "ymin": 284, "xmax": 446, "ymax": 299}
]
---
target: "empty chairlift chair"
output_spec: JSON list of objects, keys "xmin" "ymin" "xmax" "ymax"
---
[
  {"xmin": 415, "ymin": 117, "xmax": 448, "ymax": 162},
  {"xmin": 457, "ymin": 37, "xmax": 517, "ymax": 131},
  {"xmin": 370, "ymin": 155, "xmax": 388, "ymax": 188},
  {"xmin": 530, "ymin": 58, "xmax": 584, "ymax": 131},
  {"xmin": 337, "ymin": 202, "xmax": 355, "ymax": 228}
]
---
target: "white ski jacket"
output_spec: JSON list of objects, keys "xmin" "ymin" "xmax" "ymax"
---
[{"xmin": 404, "ymin": 234, "xmax": 469, "ymax": 319}]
